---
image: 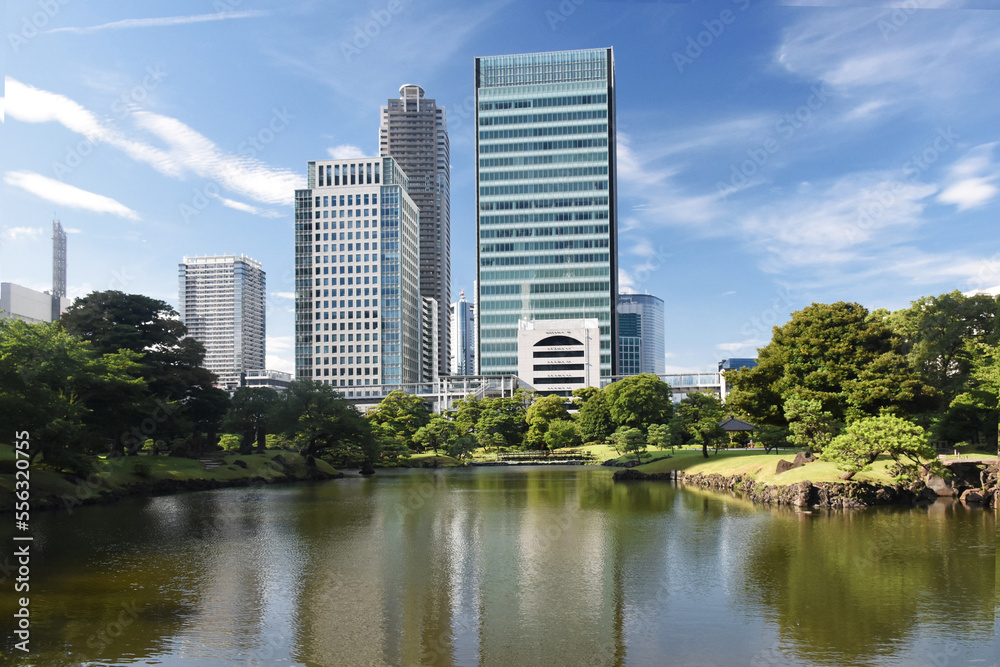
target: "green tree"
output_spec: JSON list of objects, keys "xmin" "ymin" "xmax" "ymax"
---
[
  {"xmin": 727, "ymin": 302, "xmax": 935, "ymax": 428},
  {"xmin": 0, "ymin": 319, "xmax": 145, "ymax": 472},
  {"xmin": 447, "ymin": 434, "xmax": 478, "ymax": 460},
  {"xmin": 646, "ymin": 423, "xmax": 672, "ymax": 454},
  {"xmin": 950, "ymin": 341, "xmax": 1000, "ymax": 454},
  {"xmin": 366, "ymin": 390, "xmax": 431, "ymax": 448},
  {"xmin": 544, "ymin": 419, "xmax": 581, "ymax": 450},
  {"xmin": 671, "ymin": 390, "xmax": 725, "ymax": 458},
  {"xmin": 224, "ymin": 388, "xmax": 280, "ymax": 454},
  {"xmin": 783, "ymin": 394, "xmax": 840, "ymax": 454},
  {"xmin": 474, "ymin": 391, "xmax": 529, "ymax": 451},
  {"xmin": 272, "ymin": 380, "xmax": 374, "ymax": 466},
  {"xmin": 610, "ymin": 426, "xmax": 647, "ymax": 463},
  {"xmin": 524, "ymin": 394, "xmax": 570, "ymax": 449},
  {"xmin": 824, "ymin": 413, "xmax": 943, "ymax": 481},
  {"xmin": 60, "ymin": 290, "xmax": 219, "ymax": 454},
  {"xmin": 572, "ymin": 386, "xmax": 614, "ymax": 443},
  {"xmin": 603, "ymin": 373, "xmax": 673, "ymax": 432},
  {"xmin": 412, "ymin": 413, "xmax": 457, "ymax": 455}
]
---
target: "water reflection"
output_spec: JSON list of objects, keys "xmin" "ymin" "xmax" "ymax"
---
[{"xmin": 2, "ymin": 469, "xmax": 995, "ymax": 666}]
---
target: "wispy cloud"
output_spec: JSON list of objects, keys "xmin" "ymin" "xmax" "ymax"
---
[
  {"xmin": 327, "ymin": 145, "xmax": 366, "ymax": 160},
  {"xmin": 1, "ymin": 226, "xmax": 44, "ymax": 242},
  {"xmin": 213, "ymin": 194, "xmax": 284, "ymax": 218},
  {"xmin": 5, "ymin": 171, "xmax": 140, "ymax": 220},
  {"xmin": 46, "ymin": 11, "xmax": 269, "ymax": 35},
  {"xmin": 936, "ymin": 142, "xmax": 1000, "ymax": 211},
  {"xmin": 6, "ymin": 78, "xmax": 303, "ymax": 206}
]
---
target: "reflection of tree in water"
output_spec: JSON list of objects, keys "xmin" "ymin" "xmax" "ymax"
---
[{"xmin": 736, "ymin": 503, "xmax": 996, "ymax": 664}]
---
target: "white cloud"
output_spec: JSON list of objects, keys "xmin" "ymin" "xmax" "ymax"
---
[
  {"xmin": 5, "ymin": 78, "xmax": 303, "ymax": 206},
  {"xmin": 46, "ymin": 11, "xmax": 269, "ymax": 35},
  {"xmin": 4, "ymin": 171, "xmax": 140, "ymax": 220},
  {"xmin": 269, "ymin": 292, "xmax": 295, "ymax": 300},
  {"xmin": 1, "ymin": 226, "xmax": 43, "ymax": 242},
  {"xmin": 266, "ymin": 335, "xmax": 295, "ymax": 374},
  {"xmin": 213, "ymin": 195, "xmax": 284, "ymax": 218},
  {"xmin": 936, "ymin": 143, "xmax": 1000, "ymax": 211},
  {"xmin": 64, "ymin": 227, "xmax": 83, "ymax": 234},
  {"xmin": 327, "ymin": 145, "xmax": 366, "ymax": 160},
  {"xmin": 716, "ymin": 340, "xmax": 768, "ymax": 353}
]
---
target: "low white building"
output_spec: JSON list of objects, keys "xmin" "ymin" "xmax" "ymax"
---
[
  {"xmin": 0, "ymin": 282, "xmax": 70, "ymax": 323},
  {"xmin": 517, "ymin": 318, "xmax": 601, "ymax": 397}
]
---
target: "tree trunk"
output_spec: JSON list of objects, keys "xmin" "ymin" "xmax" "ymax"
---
[{"xmin": 701, "ymin": 441, "xmax": 709, "ymax": 458}]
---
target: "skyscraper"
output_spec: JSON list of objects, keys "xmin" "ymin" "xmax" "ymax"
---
[
  {"xmin": 52, "ymin": 219, "xmax": 66, "ymax": 299},
  {"xmin": 179, "ymin": 255, "xmax": 266, "ymax": 390},
  {"xmin": 475, "ymin": 47, "xmax": 618, "ymax": 377},
  {"xmin": 380, "ymin": 84, "xmax": 451, "ymax": 377},
  {"xmin": 617, "ymin": 292, "xmax": 665, "ymax": 376},
  {"xmin": 450, "ymin": 289, "xmax": 476, "ymax": 375},
  {"xmin": 294, "ymin": 157, "xmax": 421, "ymax": 387}
]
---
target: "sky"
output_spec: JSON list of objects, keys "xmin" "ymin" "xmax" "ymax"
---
[{"xmin": 3, "ymin": 0, "xmax": 1000, "ymax": 376}]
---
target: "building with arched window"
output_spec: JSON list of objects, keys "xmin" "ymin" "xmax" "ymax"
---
[{"xmin": 517, "ymin": 318, "xmax": 600, "ymax": 396}]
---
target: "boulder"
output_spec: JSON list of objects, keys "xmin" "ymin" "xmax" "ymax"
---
[
  {"xmin": 775, "ymin": 459, "xmax": 796, "ymax": 475},
  {"xmin": 924, "ymin": 473, "xmax": 957, "ymax": 497},
  {"xmin": 792, "ymin": 451, "xmax": 816, "ymax": 467},
  {"xmin": 959, "ymin": 489, "xmax": 984, "ymax": 505},
  {"xmin": 232, "ymin": 459, "xmax": 248, "ymax": 469}
]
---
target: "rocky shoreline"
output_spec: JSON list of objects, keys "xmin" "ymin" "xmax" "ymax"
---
[{"xmin": 614, "ymin": 461, "xmax": 1000, "ymax": 510}]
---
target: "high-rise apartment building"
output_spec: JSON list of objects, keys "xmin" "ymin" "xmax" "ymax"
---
[
  {"xmin": 178, "ymin": 255, "xmax": 266, "ymax": 390},
  {"xmin": 617, "ymin": 292, "xmax": 665, "ymax": 376},
  {"xmin": 450, "ymin": 289, "xmax": 476, "ymax": 375},
  {"xmin": 475, "ymin": 47, "xmax": 618, "ymax": 377},
  {"xmin": 380, "ymin": 84, "xmax": 451, "ymax": 377},
  {"xmin": 294, "ymin": 157, "xmax": 421, "ymax": 387}
]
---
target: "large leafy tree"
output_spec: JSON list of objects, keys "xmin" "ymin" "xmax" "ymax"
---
[
  {"xmin": 224, "ymin": 388, "xmax": 281, "ymax": 453},
  {"xmin": 670, "ymin": 390, "xmax": 725, "ymax": 458},
  {"xmin": 474, "ymin": 391, "xmax": 530, "ymax": 451},
  {"xmin": 727, "ymin": 302, "xmax": 935, "ymax": 427},
  {"xmin": 0, "ymin": 319, "xmax": 145, "ymax": 471},
  {"xmin": 950, "ymin": 341, "xmax": 1000, "ymax": 453},
  {"xmin": 60, "ymin": 291, "xmax": 219, "ymax": 454},
  {"xmin": 783, "ymin": 394, "xmax": 840, "ymax": 454},
  {"xmin": 367, "ymin": 390, "xmax": 431, "ymax": 447},
  {"xmin": 524, "ymin": 394, "xmax": 570, "ymax": 449},
  {"xmin": 412, "ymin": 413, "xmax": 457, "ymax": 455},
  {"xmin": 572, "ymin": 386, "xmax": 614, "ymax": 443},
  {"xmin": 603, "ymin": 373, "xmax": 673, "ymax": 433},
  {"xmin": 272, "ymin": 380, "xmax": 375, "ymax": 465}
]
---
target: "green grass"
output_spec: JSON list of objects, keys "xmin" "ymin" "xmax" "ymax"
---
[
  {"xmin": 401, "ymin": 452, "xmax": 462, "ymax": 467},
  {"xmin": 631, "ymin": 448, "xmax": 900, "ymax": 486},
  {"xmin": 0, "ymin": 447, "xmax": 340, "ymax": 511}
]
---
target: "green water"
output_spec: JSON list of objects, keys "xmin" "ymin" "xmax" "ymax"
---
[{"xmin": 2, "ymin": 467, "xmax": 996, "ymax": 666}]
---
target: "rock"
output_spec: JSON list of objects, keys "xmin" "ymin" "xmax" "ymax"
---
[
  {"xmin": 233, "ymin": 459, "xmax": 248, "ymax": 469},
  {"xmin": 924, "ymin": 473, "xmax": 957, "ymax": 497},
  {"xmin": 775, "ymin": 459, "xmax": 796, "ymax": 475},
  {"xmin": 359, "ymin": 462, "xmax": 376, "ymax": 476},
  {"xmin": 271, "ymin": 454, "xmax": 289, "ymax": 468},
  {"xmin": 792, "ymin": 451, "xmax": 816, "ymax": 467},
  {"xmin": 960, "ymin": 489, "xmax": 984, "ymax": 504}
]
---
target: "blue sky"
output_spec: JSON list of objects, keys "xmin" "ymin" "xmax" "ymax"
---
[{"xmin": 3, "ymin": 0, "xmax": 1000, "ymax": 375}]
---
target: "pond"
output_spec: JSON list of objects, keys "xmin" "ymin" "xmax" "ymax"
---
[{"xmin": 2, "ymin": 467, "xmax": 996, "ymax": 666}]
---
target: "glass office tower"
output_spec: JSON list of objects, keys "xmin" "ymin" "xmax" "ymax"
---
[
  {"xmin": 475, "ymin": 47, "xmax": 618, "ymax": 377},
  {"xmin": 617, "ymin": 292, "xmax": 665, "ymax": 376}
]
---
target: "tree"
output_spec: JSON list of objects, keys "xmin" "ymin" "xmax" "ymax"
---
[
  {"xmin": 783, "ymin": 395, "xmax": 840, "ymax": 454},
  {"xmin": 726, "ymin": 302, "xmax": 935, "ymax": 428},
  {"xmin": 366, "ymin": 390, "xmax": 431, "ymax": 448},
  {"xmin": 544, "ymin": 419, "xmax": 581, "ymax": 450},
  {"xmin": 272, "ymin": 380, "xmax": 374, "ymax": 466},
  {"xmin": 474, "ymin": 391, "xmax": 530, "ymax": 451},
  {"xmin": 646, "ymin": 423, "xmax": 672, "ymax": 454},
  {"xmin": 60, "ymin": 290, "xmax": 219, "ymax": 455},
  {"xmin": 610, "ymin": 426, "xmax": 647, "ymax": 463},
  {"xmin": 824, "ymin": 413, "xmax": 943, "ymax": 481},
  {"xmin": 525, "ymin": 394, "xmax": 570, "ymax": 449},
  {"xmin": 447, "ymin": 434, "xmax": 477, "ymax": 460},
  {"xmin": 671, "ymin": 391, "xmax": 725, "ymax": 458},
  {"xmin": 0, "ymin": 319, "xmax": 145, "ymax": 472},
  {"xmin": 603, "ymin": 373, "xmax": 673, "ymax": 432},
  {"xmin": 224, "ymin": 388, "xmax": 279, "ymax": 454},
  {"xmin": 572, "ymin": 386, "xmax": 615, "ymax": 443},
  {"xmin": 412, "ymin": 414, "xmax": 457, "ymax": 455},
  {"xmin": 950, "ymin": 341, "xmax": 1000, "ymax": 454}
]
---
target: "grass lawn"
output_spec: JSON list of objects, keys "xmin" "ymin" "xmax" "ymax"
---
[
  {"xmin": 631, "ymin": 448, "xmax": 900, "ymax": 486},
  {"xmin": 402, "ymin": 451, "xmax": 462, "ymax": 467}
]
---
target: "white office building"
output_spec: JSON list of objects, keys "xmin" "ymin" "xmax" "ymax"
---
[
  {"xmin": 517, "ymin": 318, "xmax": 601, "ymax": 397},
  {"xmin": 294, "ymin": 157, "xmax": 422, "ymax": 387},
  {"xmin": 178, "ymin": 255, "xmax": 266, "ymax": 391}
]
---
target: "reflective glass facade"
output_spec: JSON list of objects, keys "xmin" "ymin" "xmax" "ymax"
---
[
  {"xmin": 616, "ymin": 292, "xmax": 665, "ymax": 376},
  {"xmin": 475, "ymin": 48, "xmax": 618, "ymax": 377}
]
